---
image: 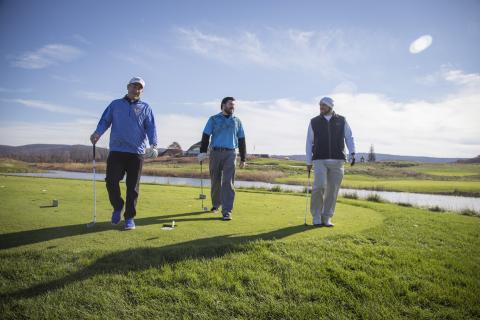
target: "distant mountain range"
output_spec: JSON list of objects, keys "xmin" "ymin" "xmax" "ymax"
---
[
  {"xmin": 0, "ymin": 144, "xmax": 109, "ymax": 162},
  {"xmin": 457, "ymin": 155, "xmax": 480, "ymax": 164},
  {"xmin": 0, "ymin": 144, "xmax": 474, "ymax": 163}
]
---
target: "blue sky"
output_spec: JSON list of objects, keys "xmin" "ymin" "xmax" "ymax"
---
[{"xmin": 1, "ymin": 0, "xmax": 479, "ymax": 157}]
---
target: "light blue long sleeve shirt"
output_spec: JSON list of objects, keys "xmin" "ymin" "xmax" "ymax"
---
[
  {"xmin": 95, "ymin": 96, "xmax": 157, "ymax": 154},
  {"xmin": 203, "ymin": 112, "xmax": 245, "ymax": 149}
]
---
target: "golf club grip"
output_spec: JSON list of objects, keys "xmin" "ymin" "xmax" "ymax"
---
[{"xmin": 93, "ymin": 144, "xmax": 96, "ymax": 159}]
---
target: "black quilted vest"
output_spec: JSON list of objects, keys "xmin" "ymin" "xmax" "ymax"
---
[{"xmin": 310, "ymin": 113, "xmax": 346, "ymax": 160}]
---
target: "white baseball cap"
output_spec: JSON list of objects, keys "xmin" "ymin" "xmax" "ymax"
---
[
  {"xmin": 319, "ymin": 97, "xmax": 334, "ymax": 108},
  {"xmin": 129, "ymin": 76, "xmax": 145, "ymax": 89}
]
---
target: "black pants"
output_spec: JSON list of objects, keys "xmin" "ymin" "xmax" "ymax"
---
[{"xmin": 105, "ymin": 151, "xmax": 144, "ymax": 219}]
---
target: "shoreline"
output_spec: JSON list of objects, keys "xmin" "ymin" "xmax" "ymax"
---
[{"xmin": 17, "ymin": 166, "xmax": 480, "ymax": 198}]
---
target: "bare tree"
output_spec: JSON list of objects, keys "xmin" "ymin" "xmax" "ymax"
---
[
  {"xmin": 168, "ymin": 142, "xmax": 182, "ymax": 150},
  {"xmin": 367, "ymin": 144, "xmax": 376, "ymax": 162}
]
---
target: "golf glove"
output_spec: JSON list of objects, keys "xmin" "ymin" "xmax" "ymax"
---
[
  {"xmin": 146, "ymin": 146, "xmax": 158, "ymax": 159},
  {"xmin": 197, "ymin": 152, "xmax": 208, "ymax": 163}
]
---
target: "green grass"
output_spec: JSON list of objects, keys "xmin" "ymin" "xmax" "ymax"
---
[
  {"xmin": 0, "ymin": 158, "xmax": 43, "ymax": 173},
  {"xmin": 278, "ymin": 173, "xmax": 480, "ymax": 196},
  {"xmin": 0, "ymin": 175, "xmax": 479, "ymax": 319},
  {"xmin": 408, "ymin": 163, "xmax": 480, "ymax": 177}
]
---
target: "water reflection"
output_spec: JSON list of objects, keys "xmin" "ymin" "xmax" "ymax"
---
[{"xmin": 3, "ymin": 170, "xmax": 479, "ymax": 214}]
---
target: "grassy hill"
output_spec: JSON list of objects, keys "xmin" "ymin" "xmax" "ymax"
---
[{"xmin": 0, "ymin": 176, "xmax": 479, "ymax": 319}]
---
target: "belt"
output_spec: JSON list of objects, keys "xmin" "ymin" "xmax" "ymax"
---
[{"xmin": 212, "ymin": 147, "xmax": 235, "ymax": 151}]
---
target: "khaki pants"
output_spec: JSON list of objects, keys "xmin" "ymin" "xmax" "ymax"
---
[{"xmin": 310, "ymin": 159, "xmax": 344, "ymax": 225}]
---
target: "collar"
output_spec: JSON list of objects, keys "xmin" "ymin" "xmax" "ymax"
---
[
  {"xmin": 123, "ymin": 95, "xmax": 140, "ymax": 104},
  {"xmin": 217, "ymin": 112, "xmax": 234, "ymax": 119},
  {"xmin": 320, "ymin": 111, "xmax": 336, "ymax": 120}
]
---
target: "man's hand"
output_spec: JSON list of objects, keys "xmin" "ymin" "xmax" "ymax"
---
[
  {"xmin": 197, "ymin": 152, "xmax": 208, "ymax": 163},
  {"xmin": 306, "ymin": 164, "xmax": 312, "ymax": 176},
  {"xmin": 350, "ymin": 153, "xmax": 356, "ymax": 166},
  {"xmin": 239, "ymin": 161, "xmax": 246, "ymax": 169},
  {"xmin": 90, "ymin": 132, "xmax": 100, "ymax": 145},
  {"xmin": 145, "ymin": 146, "xmax": 158, "ymax": 159}
]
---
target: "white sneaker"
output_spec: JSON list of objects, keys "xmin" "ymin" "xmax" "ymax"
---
[
  {"xmin": 322, "ymin": 216, "xmax": 334, "ymax": 227},
  {"xmin": 312, "ymin": 216, "xmax": 322, "ymax": 226}
]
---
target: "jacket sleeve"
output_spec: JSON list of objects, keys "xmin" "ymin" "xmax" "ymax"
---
[
  {"xmin": 305, "ymin": 122, "xmax": 314, "ymax": 165},
  {"xmin": 95, "ymin": 102, "xmax": 114, "ymax": 136},
  {"xmin": 144, "ymin": 106, "xmax": 158, "ymax": 146},
  {"xmin": 344, "ymin": 119, "xmax": 355, "ymax": 154},
  {"xmin": 200, "ymin": 133, "xmax": 210, "ymax": 153},
  {"xmin": 238, "ymin": 138, "xmax": 246, "ymax": 162}
]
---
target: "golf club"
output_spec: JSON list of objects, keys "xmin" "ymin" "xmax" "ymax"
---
[
  {"xmin": 199, "ymin": 161, "xmax": 208, "ymax": 211},
  {"xmin": 86, "ymin": 144, "xmax": 97, "ymax": 228},
  {"xmin": 304, "ymin": 169, "xmax": 311, "ymax": 226}
]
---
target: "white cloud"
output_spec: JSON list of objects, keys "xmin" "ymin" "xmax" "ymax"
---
[
  {"xmin": 0, "ymin": 119, "xmax": 98, "ymax": 147},
  {"xmin": 76, "ymin": 91, "xmax": 115, "ymax": 102},
  {"xmin": 2, "ymin": 69, "xmax": 479, "ymax": 158},
  {"xmin": 9, "ymin": 44, "xmax": 83, "ymax": 69},
  {"xmin": 111, "ymin": 42, "xmax": 171, "ymax": 68},
  {"xmin": 157, "ymin": 71, "xmax": 480, "ymax": 158},
  {"xmin": 416, "ymin": 67, "xmax": 480, "ymax": 90},
  {"xmin": 72, "ymin": 34, "xmax": 92, "ymax": 45},
  {"xmin": 409, "ymin": 35, "xmax": 433, "ymax": 54},
  {"xmin": 443, "ymin": 69, "xmax": 480, "ymax": 87},
  {"xmin": 155, "ymin": 114, "xmax": 207, "ymax": 149},
  {"xmin": 176, "ymin": 27, "xmax": 366, "ymax": 77},
  {"xmin": 332, "ymin": 81, "xmax": 358, "ymax": 94},
  {"xmin": 0, "ymin": 87, "xmax": 32, "ymax": 93},
  {"xmin": 112, "ymin": 53, "xmax": 152, "ymax": 68},
  {"xmin": 332, "ymin": 92, "xmax": 479, "ymax": 157},
  {"xmin": 2, "ymin": 98, "xmax": 93, "ymax": 117},
  {"xmin": 50, "ymin": 74, "xmax": 82, "ymax": 83}
]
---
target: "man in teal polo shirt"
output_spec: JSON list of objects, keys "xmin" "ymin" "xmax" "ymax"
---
[{"xmin": 198, "ymin": 97, "xmax": 247, "ymax": 221}]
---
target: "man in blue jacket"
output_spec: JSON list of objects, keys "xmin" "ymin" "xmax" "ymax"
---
[
  {"xmin": 197, "ymin": 97, "xmax": 247, "ymax": 221},
  {"xmin": 90, "ymin": 77, "xmax": 158, "ymax": 230}
]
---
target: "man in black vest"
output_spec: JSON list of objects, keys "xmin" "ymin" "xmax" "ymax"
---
[{"xmin": 305, "ymin": 97, "xmax": 355, "ymax": 227}]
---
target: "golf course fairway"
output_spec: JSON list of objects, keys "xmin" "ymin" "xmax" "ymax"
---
[{"xmin": 0, "ymin": 175, "xmax": 479, "ymax": 319}]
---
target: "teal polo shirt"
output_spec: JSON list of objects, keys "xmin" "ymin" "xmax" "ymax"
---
[{"xmin": 203, "ymin": 112, "xmax": 245, "ymax": 149}]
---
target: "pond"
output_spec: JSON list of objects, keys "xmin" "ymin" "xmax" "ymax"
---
[{"xmin": 4, "ymin": 170, "xmax": 479, "ymax": 214}]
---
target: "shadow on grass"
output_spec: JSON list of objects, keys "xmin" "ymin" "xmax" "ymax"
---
[
  {"xmin": 2, "ymin": 224, "xmax": 310, "ymax": 300},
  {"xmin": 0, "ymin": 211, "xmax": 213, "ymax": 250}
]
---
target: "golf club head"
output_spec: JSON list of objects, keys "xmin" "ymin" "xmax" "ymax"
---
[
  {"xmin": 203, "ymin": 206, "xmax": 208, "ymax": 211},
  {"xmin": 86, "ymin": 221, "xmax": 96, "ymax": 228}
]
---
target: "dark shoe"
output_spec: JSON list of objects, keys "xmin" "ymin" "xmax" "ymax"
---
[{"xmin": 211, "ymin": 207, "xmax": 219, "ymax": 213}]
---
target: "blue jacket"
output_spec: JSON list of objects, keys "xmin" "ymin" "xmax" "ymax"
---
[{"xmin": 95, "ymin": 96, "xmax": 157, "ymax": 154}]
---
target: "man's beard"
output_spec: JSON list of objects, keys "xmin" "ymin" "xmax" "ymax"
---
[
  {"xmin": 224, "ymin": 108, "xmax": 234, "ymax": 115},
  {"xmin": 129, "ymin": 93, "xmax": 140, "ymax": 100}
]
